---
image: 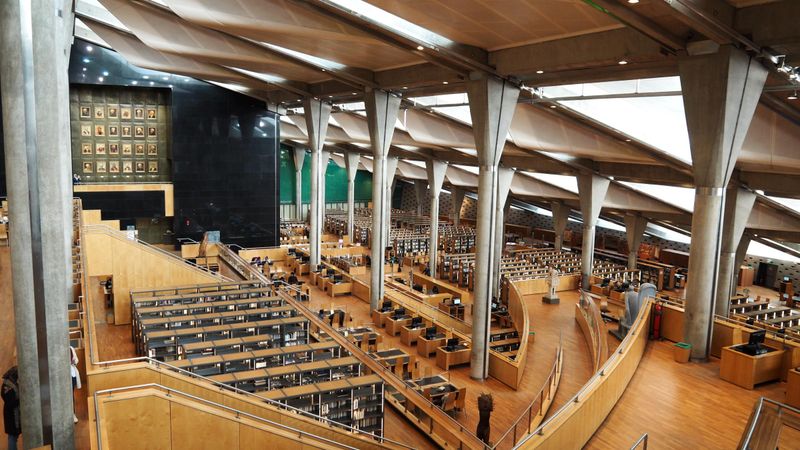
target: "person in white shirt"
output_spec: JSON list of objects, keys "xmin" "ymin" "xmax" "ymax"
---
[{"xmin": 69, "ymin": 346, "xmax": 81, "ymax": 423}]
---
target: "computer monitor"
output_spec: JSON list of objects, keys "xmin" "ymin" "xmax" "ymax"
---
[
  {"xmin": 741, "ymin": 329, "xmax": 768, "ymax": 356},
  {"xmin": 749, "ymin": 329, "xmax": 766, "ymax": 346},
  {"xmin": 453, "ymin": 298, "xmax": 461, "ymax": 305},
  {"xmin": 784, "ymin": 276, "xmax": 791, "ymax": 282},
  {"xmin": 395, "ymin": 307, "xmax": 406, "ymax": 316},
  {"xmin": 333, "ymin": 274, "xmax": 343, "ymax": 283},
  {"xmin": 446, "ymin": 338, "xmax": 459, "ymax": 348},
  {"xmin": 425, "ymin": 327, "xmax": 437, "ymax": 338},
  {"xmin": 491, "ymin": 302, "xmax": 498, "ymax": 310},
  {"xmin": 411, "ymin": 317, "xmax": 422, "ymax": 327},
  {"xmin": 382, "ymin": 300, "xmax": 392, "ymax": 310}
]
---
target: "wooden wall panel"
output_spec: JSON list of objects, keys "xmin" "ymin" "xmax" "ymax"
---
[
  {"xmin": 170, "ymin": 403, "xmax": 239, "ymax": 450},
  {"xmin": 239, "ymin": 426, "xmax": 303, "ymax": 450},
  {"xmin": 101, "ymin": 395, "xmax": 171, "ymax": 450}
]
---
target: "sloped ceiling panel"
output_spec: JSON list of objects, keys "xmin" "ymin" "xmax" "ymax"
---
[
  {"xmin": 331, "ymin": 112, "xmax": 424, "ymax": 147},
  {"xmin": 99, "ymin": 0, "xmax": 325, "ymax": 83},
  {"xmin": 163, "ymin": 0, "xmax": 419, "ymax": 71},
  {"xmin": 329, "ymin": 153, "xmax": 346, "ymax": 169},
  {"xmin": 509, "ymin": 104, "xmax": 654, "ymax": 163},
  {"xmin": 445, "ymin": 166, "xmax": 478, "ymax": 187},
  {"xmin": 405, "ymin": 109, "xmax": 476, "ymax": 148},
  {"xmin": 604, "ymin": 184, "xmax": 686, "ymax": 214},
  {"xmin": 510, "ymin": 173, "xmax": 577, "ymax": 200},
  {"xmin": 396, "ymin": 161, "xmax": 428, "ymax": 180},
  {"xmin": 747, "ymin": 202, "xmax": 800, "ymax": 232},
  {"xmin": 738, "ymin": 104, "xmax": 800, "ymax": 173},
  {"xmin": 281, "ymin": 121, "xmax": 307, "ymax": 141}
]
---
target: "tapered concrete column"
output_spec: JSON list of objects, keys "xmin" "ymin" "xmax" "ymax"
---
[
  {"xmin": 680, "ymin": 45, "xmax": 767, "ymax": 360},
  {"xmin": 366, "ymin": 90, "xmax": 401, "ymax": 312},
  {"xmin": 624, "ymin": 214, "xmax": 648, "ymax": 270},
  {"xmin": 303, "ymin": 99, "xmax": 332, "ymax": 268},
  {"xmin": 451, "ymin": 187, "xmax": 466, "ymax": 226},
  {"xmin": 1, "ymin": 0, "xmax": 75, "ymax": 446},
  {"xmin": 414, "ymin": 179, "xmax": 428, "ymax": 216},
  {"xmin": 384, "ymin": 156, "xmax": 399, "ymax": 240},
  {"xmin": 716, "ymin": 187, "xmax": 756, "ymax": 316},
  {"xmin": 577, "ymin": 174, "xmax": 610, "ymax": 289},
  {"xmin": 344, "ymin": 152, "xmax": 360, "ymax": 240},
  {"xmin": 426, "ymin": 161, "xmax": 448, "ymax": 277},
  {"xmin": 467, "ymin": 76, "xmax": 520, "ymax": 380},
  {"xmin": 551, "ymin": 201, "xmax": 570, "ymax": 250},
  {"xmin": 293, "ymin": 147, "xmax": 306, "ymax": 220},
  {"xmin": 492, "ymin": 170, "xmax": 515, "ymax": 297},
  {"xmin": 734, "ymin": 235, "xmax": 751, "ymax": 280}
]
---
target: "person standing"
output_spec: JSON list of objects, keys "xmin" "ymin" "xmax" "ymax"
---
[
  {"xmin": 1, "ymin": 366, "xmax": 20, "ymax": 450},
  {"xmin": 70, "ymin": 346, "xmax": 81, "ymax": 423}
]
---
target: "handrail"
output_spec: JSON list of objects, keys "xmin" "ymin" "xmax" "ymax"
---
[
  {"xmin": 93, "ymin": 383, "xmax": 359, "ymax": 450},
  {"xmin": 83, "ymin": 224, "xmax": 229, "ymax": 281},
  {"xmin": 739, "ymin": 397, "xmax": 800, "ymax": 449},
  {"xmin": 629, "ymin": 433, "xmax": 648, "ymax": 450},
  {"xmin": 491, "ymin": 334, "xmax": 563, "ymax": 449},
  {"xmin": 515, "ymin": 296, "xmax": 655, "ymax": 448}
]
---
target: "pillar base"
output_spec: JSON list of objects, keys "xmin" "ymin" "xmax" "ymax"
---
[{"xmin": 542, "ymin": 295, "xmax": 560, "ymax": 304}]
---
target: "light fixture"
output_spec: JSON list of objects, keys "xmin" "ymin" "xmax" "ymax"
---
[
  {"xmin": 416, "ymin": 45, "xmax": 424, "ymax": 51},
  {"xmin": 98, "ymin": 76, "xmax": 104, "ymax": 82},
  {"xmin": 132, "ymin": 80, "xmax": 138, "ymax": 85},
  {"xmin": 149, "ymin": 81, "xmax": 154, "ymax": 86},
  {"xmin": 143, "ymin": 75, "xmax": 149, "ymax": 79},
  {"xmin": 442, "ymin": 81, "xmax": 449, "ymax": 85},
  {"xmin": 789, "ymin": 91, "xmax": 798, "ymax": 100},
  {"xmin": 102, "ymin": 71, "xmax": 109, "ymax": 76},
  {"xmin": 756, "ymin": 190, "xmax": 765, "ymax": 195},
  {"xmin": 625, "ymin": 138, "xmax": 631, "ymax": 142},
  {"xmin": 536, "ymin": 70, "xmax": 544, "ymax": 74},
  {"xmin": 549, "ymin": 105, "xmax": 557, "ymax": 109},
  {"xmin": 627, "ymin": 0, "xmax": 639, "ymax": 3},
  {"xmin": 351, "ymin": 92, "xmax": 357, "ymax": 95},
  {"xmin": 259, "ymin": 121, "xmax": 264, "ymax": 127},
  {"xmin": 618, "ymin": 59, "xmax": 628, "ymax": 65},
  {"xmin": 402, "ymin": 86, "xmax": 408, "ymax": 89},
  {"xmin": 162, "ymin": 76, "xmax": 169, "ymax": 81},
  {"xmin": 82, "ymin": 58, "xmax": 90, "ymax": 63},
  {"xmin": 168, "ymin": 84, "xmax": 173, "ymax": 88},
  {"xmin": 82, "ymin": 67, "xmax": 87, "ymax": 72},
  {"xmin": 86, "ymin": 45, "xmax": 93, "ymax": 52}
]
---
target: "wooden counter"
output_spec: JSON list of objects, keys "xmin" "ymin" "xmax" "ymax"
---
[
  {"xmin": 720, "ymin": 344, "xmax": 786, "ymax": 389},
  {"xmin": 436, "ymin": 344, "xmax": 470, "ymax": 371},
  {"xmin": 788, "ymin": 368, "xmax": 800, "ymax": 408}
]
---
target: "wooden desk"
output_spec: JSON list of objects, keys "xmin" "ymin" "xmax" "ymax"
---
[
  {"xmin": 788, "ymin": 368, "xmax": 800, "ymax": 408},
  {"xmin": 400, "ymin": 324, "xmax": 427, "ymax": 346},
  {"xmin": 418, "ymin": 333, "xmax": 447, "ymax": 357},
  {"xmin": 436, "ymin": 344, "xmax": 470, "ymax": 371},
  {"xmin": 371, "ymin": 309, "xmax": 395, "ymax": 328},
  {"xmin": 327, "ymin": 281, "xmax": 352, "ymax": 297},
  {"xmin": 372, "ymin": 348, "xmax": 411, "ymax": 375},
  {"xmin": 720, "ymin": 344, "xmax": 786, "ymax": 389},
  {"xmin": 386, "ymin": 315, "xmax": 413, "ymax": 336},
  {"xmin": 438, "ymin": 302, "xmax": 465, "ymax": 320}
]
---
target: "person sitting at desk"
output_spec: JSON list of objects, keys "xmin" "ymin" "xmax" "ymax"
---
[
  {"xmin": 287, "ymin": 271, "xmax": 298, "ymax": 285},
  {"xmin": 431, "ymin": 285, "xmax": 439, "ymax": 294},
  {"xmin": 413, "ymin": 284, "xmax": 424, "ymax": 293}
]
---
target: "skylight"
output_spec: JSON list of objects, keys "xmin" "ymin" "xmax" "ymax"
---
[
  {"xmin": 620, "ymin": 182, "xmax": 695, "ymax": 212},
  {"xmin": 768, "ymin": 196, "xmax": 800, "ymax": 215},
  {"xmin": 262, "ymin": 43, "xmax": 346, "ymax": 71},
  {"xmin": 528, "ymin": 173, "xmax": 578, "ymax": 194},
  {"xmin": 432, "ymin": 105, "xmax": 473, "ymax": 126},
  {"xmin": 748, "ymin": 240, "xmax": 800, "ymax": 263}
]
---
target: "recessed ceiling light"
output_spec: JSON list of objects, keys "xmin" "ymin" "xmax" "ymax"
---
[
  {"xmin": 625, "ymin": 138, "xmax": 631, "ymax": 142},
  {"xmin": 149, "ymin": 81, "xmax": 154, "ymax": 86},
  {"xmin": 321, "ymin": 68, "xmax": 326, "ymax": 72},
  {"xmin": 86, "ymin": 45, "xmax": 93, "ymax": 52},
  {"xmin": 102, "ymin": 71, "xmax": 109, "ymax": 76},
  {"xmin": 416, "ymin": 45, "xmax": 424, "ymax": 51},
  {"xmin": 168, "ymin": 84, "xmax": 173, "ymax": 88},
  {"xmin": 143, "ymin": 75, "xmax": 149, "ymax": 79},
  {"xmin": 98, "ymin": 76, "xmax": 104, "ymax": 82},
  {"xmin": 789, "ymin": 91, "xmax": 799, "ymax": 100},
  {"xmin": 536, "ymin": 70, "xmax": 544, "ymax": 74},
  {"xmin": 82, "ymin": 58, "xmax": 90, "ymax": 63},
  {"xmin": 549, "ymin": 105, "xmax": 557, "ymax": 109},
  {"xmin": 351, "ymin": 92, "xmax": 357, "ymax": 95},
  {"xmin": 162, "ymin": 76, "xmax": 169, "ymax": 81},
  {"xmin": 82, "ymin": 67, "xmax": 87, "ymax": 72},
  {"xmin": 618, "ymin": 59, "xmax": 628, "ymax": 65},
  {"xmin": 402, "ymin": 86, "xmax": 408, "ymax": 89},
  {"xmin": 132, "ymin": 80, "xmax": 138, "ymax": 85},
  {"xmin": 628, "ymin": 0, "xmax": 639, "ymax": 3},
  {"xmin": 442, "ymin": 81, "xmax": 449, "ymax": 85}
]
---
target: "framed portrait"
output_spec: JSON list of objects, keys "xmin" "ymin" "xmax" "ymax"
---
[
  {"xmin": 95, "ymin": 143, "xmax": 106, "ymax": 155},
  {"xmin": 109, "ymin": 143, "xmax": 119, "ymax": 155},
  {"xmin": 122, "ymin": 160, "xmax": 133, "ymax": 173},
  {"xmin": 147, "ymin": 144, "xmax": 157, "ymax": 156},
  {"xmin": 82, "ymin": 162, "xmax": 93, "ymax": 174},
  {"xmin": 134, "ymin": 126, "xmax": 145, "ymax": 137},
  {"xmin": 80, "ymin": 124, "xmax": 91, "ymax": 137},
  {"xmin": 146, "ymin": 108, "xmax": 157, "ymax": 120},
  {"xmin": 135, "ymin": 161, "xmax": 145, "ymax": 173},
  {"xmin": 80, "ymin": 106, "xmax": 91, "ymax": 119},
  {"xmin": 94, "ymin": 125, "xmax": 105, "ymax": 137},
  {"xmin": 147, "ymin": 127, "xmax": 157, "ymax": 137},
  {"xmin": 81, "ymin": 143, "xmax": 92, "ymax": 155},
  {"xmin": 108, "ymin": 107, "xmax": 118, "ymax": 119},
  {"xmin": 109, "ymin": 161, "xmax": 120, "ymax": 173},
  {"xmin": 134, "ymin": 143, "xmax": 145, "ymax": 155},
  {"xmin": 94, "ymin": 106, "xmax": 104, "ymax": 119},
  {"xmin": 108, "ymin": 125, "xmax": 119, "ymax": 137},
  {"xmin": 122, "ymin": 143, "xmax": 132, "ymax": 155},
  {"xmin": 121, "ymin": 107, "xmax": 132, "ymax": 120},
  {"xmin": 148, "ymin": 161, "xmax": 158, "ymax": 173},
  {"xmin": 134, "ymin": 108, "xmax": 144, "ymax": 120},
  {"xmin": 96, "ymin": 161, "xmax": 107, "ymax": 173},
  {"xmin": 121, "ymin": 126, "xmax": 132, "ymax": 138}
]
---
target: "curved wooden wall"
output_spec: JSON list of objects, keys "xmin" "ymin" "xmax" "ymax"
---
[{"xmin": 488, "ymin": 282, "xmax": 531, "ymax": 389}]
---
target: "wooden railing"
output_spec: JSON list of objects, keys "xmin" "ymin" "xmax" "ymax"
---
[
  {"xmin": 575, "ymin": 291, "xmax": 610, "ymax": 372},
  {"xmin": 738, "ymin": 397, "xmax": 800, "ymax": 450},
  {"xmin": 488, "ymin": 281, "xmax": 531, "ymax": 389},
  {"xmin": 514, "ymin": 299, "xmax": 653, "ymax": 449}
]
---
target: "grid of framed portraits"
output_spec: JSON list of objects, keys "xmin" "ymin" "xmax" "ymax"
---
[{"xmin": 71, "ymin": 85, "xmax": 170, "ymax": 182}]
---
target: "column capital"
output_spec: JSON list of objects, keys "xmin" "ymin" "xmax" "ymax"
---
[
  {"xmin": 302, "ymin": 98, "xmax": 332, "ymax": 154},
  {"xmin": 365, "ymin": 89, "xmax": 401, "ymax": 159},
  {"xmin": 467, "ymin": 77, "xmax": 520, "ymax": 167}
]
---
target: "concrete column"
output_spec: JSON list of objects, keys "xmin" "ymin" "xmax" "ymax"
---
[
  {"xmin": 344, "ymin": 152, "xmax": 360, "ymax": 240},
  {"xmin": 1, "ymin": 0, "xmax": 75, "ymax": 446},
  {"xmin": 680, "ymin": 45, "xmax": 767, "ymax": 360},
  {"xmin": 365, "ymin": 90, "xmax": 401, "ymax": 312},
  {"xmin": 577, "ymin": 174, "xmax": 610, "ymax": 289},
  {"xmin": 293, "ymin": 147, "xmax": 306, "ymax": 220},
  {"xmin": 551, "ymin": 201, "xmax": 570, "ymax": 250},
  {"xmin": 467, "ymin": 76, "xmax": 520, "ymax": 380},
  {"xmin": 384, "ymin": 157, "xmax": 399, "ymax": 240},
  {"xmin": 715, "ymin": 187, "xmax": 756, "ymax": 316},
  {"xmin": 303, "ymin": 98, "xmax": 332, "ymax": 269},
  {"xmin": 426, "ymin": 161, "xmax": 448, "ymax": 277},
  {"xmin": 320, "ymin": 150, "xmax": 331, "ymax": 227},
  {"xmin": 492, "ymin": 171, "xmax": 515, "ymax": 298},
  {"xmin": 624, "ymin": 214, "xmax": 648, "ymax": 270},
  {"xmin": 451, "ymin": 187, "xmax": 466, "ymax": 226},
  {"xmin": 734, "ymin": 234, "xmax": 751, "ymax": 281},
  {"xmin": 414, "ymin": 179, "xmax": 428, "ymax": 216}
]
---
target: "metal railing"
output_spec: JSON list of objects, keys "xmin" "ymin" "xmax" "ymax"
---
[
  {"xmin": 629, "ymin": 433, "xmax": 649, "ymax": 450},
  {"xmin": 491, "ymin": 335, "xmax": 564, "ymax": 450},
  {"xmin": 83, "ymin": 224, "xmax": 229, "ymax": 281},
  {"xmin": 738, "ymin": 397, "xmax": 800, "ymax": 449},
  {"xmin": 93, "ymin": 383, "xmax": 359, "ymax": 450}
]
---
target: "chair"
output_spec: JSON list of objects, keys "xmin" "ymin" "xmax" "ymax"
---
[
  {"xmin": 442, "ymin": 392, "xmax": 456, "ymax": 415},
  {"xmin": 454, "ymin": 387, "xmax": 467, "ymax": 417}
]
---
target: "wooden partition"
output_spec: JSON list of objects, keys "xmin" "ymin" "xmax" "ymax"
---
[
  {"xmin": 518, "ymin": 302, "xmax": 652, "ymax": 449},
  {"xmin": 95, "ymin": 387, "xmax": 364, "ymax": 450},
  {"xmin": 83, "ymin": 225, "xmax": 223, "ymax": 324},
  {"xmin": 86, "ymin": 364, "xmax": 400, "ymax": 450},
  {"xmin": 238, "ymin": 247, "xmax": 290, "ymax": 263},
  {"xmin": 574, "ymin": 295, "xmax": 609, "ymax": 372},
  {"xmin": 512, "ymin": 274, "xmax": 580, "ymax": 296},
  {"xmin": 488, "ymin": 282, "xmax": 531, "ymax": 389}
]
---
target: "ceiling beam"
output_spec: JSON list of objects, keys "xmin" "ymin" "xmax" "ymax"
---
[
  {"xmin": 587, "ymin": 0, "xmax": 685, "ymax": 52},
  {"xmin": 737, "ymin": 171, "xmax": 800, "ymax": 199},
  {"xmin": 592, "ymin": 162, "xmax": 694, "ymax": 187}
]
